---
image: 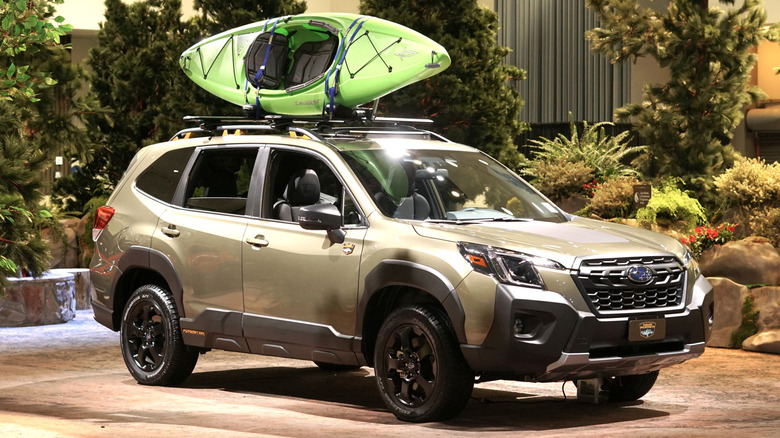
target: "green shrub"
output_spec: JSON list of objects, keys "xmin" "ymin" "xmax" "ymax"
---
[
  {"xmin": 589, "ymin": 177, "xmax": 641, "ymax": 219},
  {"xmin": 730, "ymin": 295, "xmax": 759, "ymax": 349},
  {"xmin": 525, "ymin": 157, "xmax": 594, "ymax": 202},
  {"xmin": 525, "ymin": 113, "xmax": 646, "ymax": 181},
  {"xmin": 749, "ymin": 206, "xmax": 780, "ymax": 248},
  {"xmin": 636, "ymin": 179, "xmax": 706, "ymax": 231},
  {"xmin": 714, "ymin": 156, "xmax": 780, "ymax": 208}
]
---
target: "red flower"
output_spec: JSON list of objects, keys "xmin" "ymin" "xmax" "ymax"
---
[{"xmin": 727, "ymin": 225, "xmax": 736, "ymax": 232}]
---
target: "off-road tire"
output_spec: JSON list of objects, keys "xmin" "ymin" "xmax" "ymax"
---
[
  {"xmin": 606, "ymin": 371, "xmax": 659, "ymax": 402},
  {"xmin": 374, "ymin": 305, "xmax": 474, "ymax": 422},
  {"xmin": 120, "ymin": 284, "xmax": 198, "ymax": 386}
]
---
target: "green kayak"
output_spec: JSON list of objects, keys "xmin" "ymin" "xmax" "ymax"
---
[{"xmin": 179, "ymin": 13, "xmax": 451, "ymax": 117}]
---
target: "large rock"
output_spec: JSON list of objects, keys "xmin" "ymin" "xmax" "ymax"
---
[
  {"xmin": 707, "ymin": 277, "xmax": 749, "ymax": 348},
  {"xmin": 700, "ymin": 237, "xmax": 780, "ymax": 286},
  {"xmin": 742, "ymin": 286, "xmax": 780, "ymax": 354},
  {"xmin": 45, "ymin": 216, "xmax": 91, "ymax": 269}
]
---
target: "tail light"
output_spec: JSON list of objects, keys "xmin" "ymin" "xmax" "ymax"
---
[{"xmin": 92, "ymin": 206, "xmax": 116, "ymax": 241}]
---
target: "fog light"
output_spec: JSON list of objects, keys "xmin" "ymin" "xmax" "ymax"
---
[{"xmin": 513, "ymin": 317, "xmax": 524, "ymax": 336}]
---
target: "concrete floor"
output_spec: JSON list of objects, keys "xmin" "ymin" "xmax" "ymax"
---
[{"xmin": 1, "ymin": 310, "xmax": 779, "ymax": 437}]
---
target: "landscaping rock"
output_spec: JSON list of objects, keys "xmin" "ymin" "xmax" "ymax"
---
[
  {"xmin": 707, "ymin": 277, "xmax": 749, "ymax": 348},
  {"xmin": 700, "ymin": 237, "xmax": 780, "ymax": 286},
  {"xmin": 742, "ymin": 286, "xmax": 780, "ymax": 354},
  {"xmin": 44, "ymin": 216, "xmax": 91, "ymax": 269}
]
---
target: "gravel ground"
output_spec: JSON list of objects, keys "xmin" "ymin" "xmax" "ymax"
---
[{"xmin": 1, "ymin": 310, "xmax": 778, "ymax": 437}]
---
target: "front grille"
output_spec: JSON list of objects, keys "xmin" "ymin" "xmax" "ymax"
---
[{"xmin": 574, "ymin": 256, "xmax": 686, "ymax": 314}]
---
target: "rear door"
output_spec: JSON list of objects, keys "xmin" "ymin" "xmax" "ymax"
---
[{"xmin": 152, "ymin": 146, "xmax": 262, "ymax": 325}]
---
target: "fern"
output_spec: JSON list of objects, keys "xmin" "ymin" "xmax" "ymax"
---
[
  {"xmin": 525, "ymin": 112, "xmax": 646, "ymax": 181},
  {"xmin": 636, "ymin": 178, "xmax": 706, "ymax": 230}
]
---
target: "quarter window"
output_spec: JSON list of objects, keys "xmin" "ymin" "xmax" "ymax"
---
[{"xmin": 136, "ymin": 147, "xmax": 195, "ymax": 203}]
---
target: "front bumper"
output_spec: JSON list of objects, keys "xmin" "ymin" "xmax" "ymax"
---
[{"xmin": 461, "ymin": 275, "xmax": 713, "ymax": 382}]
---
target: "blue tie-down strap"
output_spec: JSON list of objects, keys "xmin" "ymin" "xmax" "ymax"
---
[
  {"xmin": 253, "ymin": 18, "xmax": 281, "ymax": 88},
  {"xmin": 323, "ymin": 16, "xmax": 372, "ymax": 116}
]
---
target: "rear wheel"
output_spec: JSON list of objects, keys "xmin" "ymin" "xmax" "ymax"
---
[
  {"xmin": 606, "ymin": 371, "xmax": 659, "ymax": 402},
  {"xmin": 374, "ymin": 305, "xmax": 474, "ymax": 422},
  {"xmin": 120, "ymin": 284, "xmax": 198, "ymax": 386}
]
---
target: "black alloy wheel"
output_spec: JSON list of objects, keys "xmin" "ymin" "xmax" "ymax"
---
[
  {"xmin": 374, "ymin": 305, "xmax": 473, "ymax": 422},
  {"xmin": 120, "ymin": 284, "xmax": 198, "ymax": 386}
]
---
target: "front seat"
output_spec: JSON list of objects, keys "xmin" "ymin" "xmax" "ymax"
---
[{"xmin": 274, "ymin": 169, "xmax": 320, "ymax": 222}]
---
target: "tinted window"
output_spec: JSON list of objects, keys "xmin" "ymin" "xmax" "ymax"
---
[
  {"xmin": 136, "ymin": 147, "xmax": 195, "ymax": 203},
  {"xmin": 184, "ymin": 148, "xmax": 259, "ymax": 215},
  {"xmin": 264, "ymin": 150, "xmax": 362, "ymax": 225}
]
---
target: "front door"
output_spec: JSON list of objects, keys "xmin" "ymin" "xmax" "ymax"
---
[{"xmin": 241, "ymin": 148, "xmax": 367, "ymax": 360}]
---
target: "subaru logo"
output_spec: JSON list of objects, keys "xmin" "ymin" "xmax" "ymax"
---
[{"xmin": 626, "ymin": 265, "xmax": 653, "ymax": 284}]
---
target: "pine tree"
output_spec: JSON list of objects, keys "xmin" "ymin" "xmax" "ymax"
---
[
  {"xmin": 586, "ymin": 0, "xmax": 780, "ymax": 206},
  {"xmin": 194, "ymin": 0, "xmax": 307, "ymax": 35},
  {"xmin": 0, "ymin": 0, "xmax": 70, "ymax": 286},
  {"xmin": 359, "ymin": 0, "xmax": 528, "ymax": 168}
]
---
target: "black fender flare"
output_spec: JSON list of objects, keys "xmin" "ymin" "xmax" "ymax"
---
[
  {"xmin": 110, "ymin": 246, "xmax": 185, "ymax": 325},
  {"xmin": 358, "ymin": 259, "xmax": 467, "ymax": 343}
]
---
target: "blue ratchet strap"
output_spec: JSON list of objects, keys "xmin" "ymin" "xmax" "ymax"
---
[
  {"xmin": 244, "ymin": 20, "xmax": 272, "ymax": 104},
  {"xmin": 253, "ymin": 18, "xmax": 282, "ymax": 118},
  {"xmin": 323, "ymin": 16, "xmax": 372, "ymax": 116}
]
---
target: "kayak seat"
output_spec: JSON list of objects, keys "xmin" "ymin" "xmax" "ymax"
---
[
  {"xmin": 245, "ymin": 32, "xmax": 290, "ymax": 89},
  {"xmin": 285, "ymin": 34, "xmax": 339, "ymax": 91}
]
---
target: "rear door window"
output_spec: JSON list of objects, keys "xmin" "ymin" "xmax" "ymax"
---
[{"xmin": 182, "ymin": 148, "xmax": 260, "ymax": 215}]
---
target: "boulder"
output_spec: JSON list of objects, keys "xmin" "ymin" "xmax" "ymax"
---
[
  {"xmin": 44, "ymin": 217, "xmax": 89, "ymax": 269},
  {"xmin": 700, "ymin": 237, "xmax": 780, "ymax": 286},
  {"xmin": 707, "ymin": 277, "xmax": 749, "ymax": 348},
  {"xmin": 743, "ymin": 331, "xmax": 780, "ymax": 354},
  {"xmin": 742, "ymin": 286, "xmax": 780, "ymax": 354}
]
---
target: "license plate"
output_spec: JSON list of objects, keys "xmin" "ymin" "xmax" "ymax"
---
[{"xmin": 628, "ymin": 318, "xmax": 666, "ymax": 342}]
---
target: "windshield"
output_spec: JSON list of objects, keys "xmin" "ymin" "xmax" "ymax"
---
[{"xmin": 340, "ymin": 148, "xmax": 567, "ymax": 223}]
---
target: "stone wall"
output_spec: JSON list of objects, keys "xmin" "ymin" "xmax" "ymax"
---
[
  {"xmin": 702, "ymin": 237, "xmax": 780, "ymax": 354},
  {"xmin": 0, "ymin": 272, "xmax": 76, "ymax": 327}
]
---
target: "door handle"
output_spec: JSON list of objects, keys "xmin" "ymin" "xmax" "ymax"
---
[
  {"xmin": 161, "ymin": 224, "xmax": 180, "ymax": 238},
  {"xmin": 245, "ymin": 235, "xmax": 269, "ymax": 249}
]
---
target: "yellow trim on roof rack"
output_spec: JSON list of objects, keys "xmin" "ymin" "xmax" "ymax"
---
[{"xmin": 289, "ymin": 131, "xmax": 310, "ymax": 140}]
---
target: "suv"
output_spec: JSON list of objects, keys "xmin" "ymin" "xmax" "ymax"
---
[{"xmin": 90, "ymin": 118, "xmax": 713, "ymax": 422}]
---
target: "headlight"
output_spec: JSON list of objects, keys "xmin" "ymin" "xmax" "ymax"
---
[
  {"xmin": 458, "ymin": 242, "xmax": 564, "ymax": 288},
  {"xmin": 682, "ymin": 248, "xmax": 701, "ymax": 278}
]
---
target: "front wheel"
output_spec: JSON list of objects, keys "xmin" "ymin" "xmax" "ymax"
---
[
  {"xmin": 374, "ymin": 305, "xmax": 474, "ymax": 422},
  {"xmin": 120, "ymin": 284, "xmax": 198, "ymax": 386},
  {"xmin": 605, "ymin": 371, "xmax": 659, "ymax": 402}
]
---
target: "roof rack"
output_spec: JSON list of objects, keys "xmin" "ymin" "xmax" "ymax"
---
[{"xmin": 173, "ymin": 110, "xmax": 445, "ymax": 143}]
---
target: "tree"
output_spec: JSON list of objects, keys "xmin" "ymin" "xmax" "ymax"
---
[
  {"xmin": 359, "ymin": 0, "xmax": 528, "ymax": 168},
  {"xmin": 1, "ymin": 0, "xmax": 71, "ymax": 286},
  {"xmin": 586, "ymin": 0, "xmax": 780, "ymax": 206},
  {"xmin": 0, "ymin": 0, "xmax": 72, "ymax": 101},
  {"xmin": 194, "ymin": 0, "xmax": 306, "ymax": 35}
]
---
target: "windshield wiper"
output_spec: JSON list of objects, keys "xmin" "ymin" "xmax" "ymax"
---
[{"xmin": 425, "ymin": 217, "xmax": 533, "ymax": 225}]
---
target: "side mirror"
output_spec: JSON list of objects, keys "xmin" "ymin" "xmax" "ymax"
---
[{"xmin": 298, "ymin": 203, "xmax": 346, "ymax": 244}]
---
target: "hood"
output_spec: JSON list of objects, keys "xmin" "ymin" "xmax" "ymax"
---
[{"xmin": 413, "ymin": 216, "xmax": 686, "ymax": 269}]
